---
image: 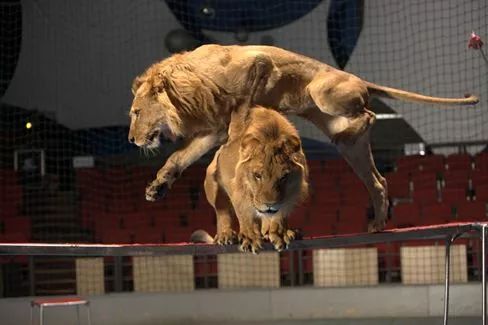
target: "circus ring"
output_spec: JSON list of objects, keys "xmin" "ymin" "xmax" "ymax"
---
[{"xmin": 0, "ymin": 222, "xmax": 486, "ymax": 325}]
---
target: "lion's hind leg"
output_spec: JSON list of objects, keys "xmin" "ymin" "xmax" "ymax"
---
[
  {"xmin": 307, "ymin": 71, "xmax": 373, "ymax": 144},
  {"xmin": 331, "ymin": 109, "xmax": 375, "ymax": 144},
  {"xmin": 336, "ymin": 132, "xmax": 388, "ymax": 232},
  {"xmin": 302, "ymin": 109, "xmax": 388, "ymax": 232}
]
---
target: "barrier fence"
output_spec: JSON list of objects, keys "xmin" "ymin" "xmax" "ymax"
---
[{"xmin": 0, "ymin": 222, "xmax": 486, "ymax": 324}]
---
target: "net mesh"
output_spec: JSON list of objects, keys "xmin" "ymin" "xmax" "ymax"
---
[
  {"xmin": 0, "ymin": 0, "xmax": 486, "ymax": 298},
  {"xmin": 0, "ymin": 235, "xmax": 481, "ymax": 297}
]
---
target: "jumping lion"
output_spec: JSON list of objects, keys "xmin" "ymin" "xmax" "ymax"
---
[{"xmin": 128, "ymin": 44, "xmax": 478, "ymax": 232}]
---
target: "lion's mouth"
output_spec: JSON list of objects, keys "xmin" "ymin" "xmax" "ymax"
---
[
  {"xmin": 256, "ymin": 206, "xmax": 280, "ymax": 215},
  {"xmin": 147, "ymin": 129, "xmax": 160, "ymax": 143},
  {"xmin": 143, "ymin": 124, "xmax": 178, "ymax": 148}
]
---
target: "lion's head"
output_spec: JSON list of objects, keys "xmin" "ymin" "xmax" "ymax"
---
[
  {"xmin": 128, "ymin": 78, "xmax": 182, "ymax": 148},
  {"xmin": 128, "ymin": 54, "xmax": 224, "ymax": 148},
  {"xmin": 234, "ymin": 113, "xmax": 309, "ymax": 217}
]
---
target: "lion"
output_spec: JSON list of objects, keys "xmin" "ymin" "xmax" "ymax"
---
[
  {"xmin": 192, "ymin": 104, "xmax": 308, "ymax": 253},
  {"xmin": 128, "ymin": 44, "xmax": 478, "ymax": 232}
]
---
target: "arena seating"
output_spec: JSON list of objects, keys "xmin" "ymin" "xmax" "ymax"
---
[
  {"xmin": 0, "ymin": 170, "xmax": 29, "ymax": 243},
  {"xmin": 1, "ymin": 153, "xmax": 486, "ymax": 292},
  {"xmin": 69, "ymin": 152, "xmax": 488, "ymax": 245}
]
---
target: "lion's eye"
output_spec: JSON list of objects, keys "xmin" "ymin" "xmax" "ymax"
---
[
  {"xmin": 253, "ymin": 172, "xmax": 262, "ymax": 181},
  {"xmin": 133, "ymin": 109, "xmax": 140, "ymax": 117},
  {"xmin": 280, "ymin": 173, "xmax": 289, "ymax": 183}
]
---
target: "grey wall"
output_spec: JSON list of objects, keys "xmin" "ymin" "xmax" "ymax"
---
[
  {"xmin": 3, "ymin": 0, "xmax": 176, "ymax": 129},
  {"xmin": 0, "ymin": 284, "xmax": 483, "ymax": 325},
  {"xmin": 347, "ymin": 0, "xmax": 487, "ymax": 146}
]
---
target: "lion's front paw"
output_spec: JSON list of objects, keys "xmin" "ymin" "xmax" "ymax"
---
[
  {"xmin": 214, "ymin": 229, "xmax": 237, "ymax": 245},
  {"xmin": 145, "ymin": 179, "xmax": 169, "ymax": 201},
  {"xmin": 238, "ymin": 231, "xmax": 263, "ymax": 254},
  {"xmin": 269, "ymin": 229, "xmax": 296, "ymax": 252}
]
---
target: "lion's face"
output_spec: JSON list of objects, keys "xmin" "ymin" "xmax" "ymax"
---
[
  {"xmin": 128, "ymin": 80, "xmax": 181, "ymax": 149},
  {"xmin": 128, "ymin": 59, "xmax": 221, "ymax": 149},
  {"xmin": 237, "ymin": 134, "xmax": 307, "ymax": 217}
]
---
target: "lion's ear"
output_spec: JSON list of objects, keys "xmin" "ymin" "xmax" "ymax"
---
[
  {"xmin": 282, "ymin": 135, "xmax": 301, "ymax": 155},
  {"xmin": 152, "ymin": 72, "xmax": 167, "ymax": 94},
  {"xmin": 131, "ymin": 76, "xmax": 144, "ymax": 95},
  {"xmin": 240, "ymin": 134, "xmax": 260, "ymax": 160}
]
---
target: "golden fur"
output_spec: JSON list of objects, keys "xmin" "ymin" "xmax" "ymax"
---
[
  {"xmin": 201, "ymin": 105, "xmax": 308, "ymax": 253},
  {"xmin": 128, "ymin": 44, "xmax": 478, "ymax": 232}
]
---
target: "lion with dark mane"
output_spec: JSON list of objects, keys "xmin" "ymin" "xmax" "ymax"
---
[
  {"xmin": 128, "ymin": 44, "xmax": 478, "ymax": 232},
  {"xmin": 192, "ymin": 104, "xmax": 308, "ymax": 253}
]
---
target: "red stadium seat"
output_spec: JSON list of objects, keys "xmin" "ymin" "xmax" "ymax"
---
[
  {"xmin": 336, "ymin": 206, "xmax": 368, "ymax": 233},
  {"xmin": 302, "ymin": 207, "xmax": 336, "ymax": 236},
  {"xmin": 442, "ymin": 170, "xmax": 470, "ymax": 190},
  {"xmin": 392, "ymin": 202, "xmax": 421, "ymax": 227},
  {"xmin": 456, "ymin": 201, "xmax": 487, "ymax": 221},
  {"xmin": 312, "ymin": 188, "xmax": 341, "ymax": 207},
  {"xmin": 445, "ymin": 153, "xmax": 472, "ymax": 171},
  {"xmin": 94, "ymin": 214, "xmax": 123, "ymax": 240},
  {"xmin": 133, "ymin": 228, "xmax": 164, "ymax": 243},
  {"xmin": 311, "ymin": 173, "xmax": 339, "ymax": 191},
  {"xmin": 471, "ymin": 169, "xmax": 488, "ymax": 191},
  {"xmin": 420, "ymin": 203, "xmax": 451, "ymax": 225},
  {"xmin": 307, "ymin": 160, "xmax": 323, "ymax": 173},
  {"xmin": 194, "ymin": 256, "xmax": 218, "ymax": 277},
  {"xmin": 474, "ymin": 152, "xmax": 488, "ymax": 171},
  {"xmin": 412, "ymin": 187, "xmax": 439, "ymax": 206},
  {"xmin": 340, "ymin": 187, "xmax": 370, "ymax": 208},
  {"xmin": 338, "ymin": 172, "xmax": 363, "ymax": 188},
  {"xmin": 153, "ymin": 211, "xmax": 192, "ymax": 229},
  {"xmin": 441, "ymin": 188, "xmax": 468, "ymax": 206},
  {"xmin": 376, "ymin": 242, "xmax": 401, "ymax": 270},
  {"xmin": 323, "ymin": 158, "xmax": 351, "ymax": 174},
  {"xmin": 411, "ymin": 171, "xmax": 439, "ymax": 191},
  {"xmin": 385, "ymin": 171, "xmax": 410, "ymax": 198},
  {"xmin": 338, "ymin": 206, "xmax": 368, "ymax": 222},
  {"xmin": 100, "ymin": 228, "xmax": 133, "ymax": 244},
  {"xmin": 289, "ymin": 204, "xmax": 310, "ymax": 228},
  {"xmin": 474, "ymin": 184, "xmax": 488, "ymax": 202},
  {"xmin": 395, "ymin": 154, "xmax": 423, "ymax": 173},
  {"xmin": 122, "ymin": 213, "xmax": 151, "ymax": 230},
  {"xmin": 419, "ymin": 154, "xmax": 444, "ymax": 173},
  {"xmin": 335, "ymin": 220, "xmax": 368, "ymax": 234},
  {"xmin": 164, "ymin": 229, "xmax": 193, "ymax": 243}
]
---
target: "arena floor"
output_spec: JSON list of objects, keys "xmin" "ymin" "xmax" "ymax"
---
[{"xmin": 198, "ymin": 318, "xmax": 479, "ymax": 325}]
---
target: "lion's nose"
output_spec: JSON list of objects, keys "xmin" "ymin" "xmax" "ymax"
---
[{"xmin": 128, "ymin": 136, "xmax": 135, "ymax": 143}]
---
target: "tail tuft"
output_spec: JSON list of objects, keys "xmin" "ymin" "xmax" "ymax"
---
[
  {"xmin": 190, "ymin": 229, "xmax": 214, "ymax": 244},
  {"xmin": 464, "ymin": 93, "xmax": 479, "ymax": 104}
]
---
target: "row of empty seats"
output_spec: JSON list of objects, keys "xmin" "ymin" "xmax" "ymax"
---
[
  {"xmin": 76, "ymin": 152, "xmax": 488, "ymax": 242},
  {"xmin": 1, "ymin": 152, "xmax": 488, "ymax": 244},
  {"xmin": 0, "ymin": 170, "xmax": 30, "ymax": 243}
]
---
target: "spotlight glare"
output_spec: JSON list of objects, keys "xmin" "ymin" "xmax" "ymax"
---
[{"xmin": 25, "ymin": 122, "xmax": 32, "ymax": 129}]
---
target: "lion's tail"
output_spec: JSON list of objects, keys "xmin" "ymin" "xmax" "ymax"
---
[
  {"xmin": 365, "ymin": 81, "xmax": 479, "ymax": 106},
  {"xmin": 190, "ymin": 229, "xmax": 214, "ymax": 244}
]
